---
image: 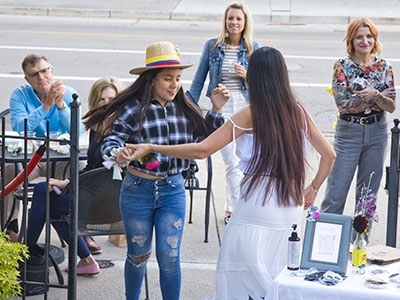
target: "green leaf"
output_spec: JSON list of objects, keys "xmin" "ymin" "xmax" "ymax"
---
[{"xmin": 0, "ymin": 230, "xmax": 29, "ymax": 299}]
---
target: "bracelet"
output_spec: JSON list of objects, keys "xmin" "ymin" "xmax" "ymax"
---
[
  {"xmin": 311, "ymin": 181, "xmax": 318, "ymax": 195},
  {"xmin": 153, "ymin": 144, "xmax": 157, "ymax": 153},
  {"xmin": 374, "ymin": 90, "xmax": 385, "ymax": 105}
]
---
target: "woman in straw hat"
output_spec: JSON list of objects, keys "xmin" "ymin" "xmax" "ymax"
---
[
  {"xmin": 84, "ymin": 42, "xmax": 229, "ymax": 300},
  {"xmin": 186, "ymin": 1, "xmax": 260, "ymax": 225},
  {"xmin": 122, "ymin": 46, "xmax": 335, "ymax": 299}
]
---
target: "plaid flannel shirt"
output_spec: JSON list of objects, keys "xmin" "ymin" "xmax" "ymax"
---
[{"xmin": 102, "ymin": 98, "xmax": 224, "ymax": 177}]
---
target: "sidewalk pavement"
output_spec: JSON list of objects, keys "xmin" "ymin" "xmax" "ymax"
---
[{"xmin": 1, "ymin": 0, "xmax": 400, "ymax": 24}]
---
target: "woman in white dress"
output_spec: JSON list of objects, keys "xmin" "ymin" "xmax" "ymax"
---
[{"xmin": 120, "ymin": 46, "xmax": 336, "ymax": 299}]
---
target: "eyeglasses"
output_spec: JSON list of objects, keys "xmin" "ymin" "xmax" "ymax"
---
[{"xmin": 25, "ymin": 66, "xmax": 52, "ymax": 78}]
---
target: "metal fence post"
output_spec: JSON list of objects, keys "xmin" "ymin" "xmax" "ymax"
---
[
  {"xmin": 1, "ymin": 117, "xmax": 5, "ymax": 231},
  {"xmin": 386, "ymin": 119, "xmax": 400, "ymax": 247},
  {"xmin": 68, "ymin": 94, "xmax": 80, "ymax": 300}
]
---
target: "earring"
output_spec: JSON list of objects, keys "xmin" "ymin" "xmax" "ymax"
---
[{"xmin": 225, "ymin": 31, "xmax": 229, "ymax": 38}]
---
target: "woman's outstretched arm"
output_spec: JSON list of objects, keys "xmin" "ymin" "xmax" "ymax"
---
[
  {"xmin": 302, "ymin": 107, "xmax": 336, "ymax": 209},
  {"xmin": 118, "ymin": 107, "xmax": 252, "ymax": 164}
]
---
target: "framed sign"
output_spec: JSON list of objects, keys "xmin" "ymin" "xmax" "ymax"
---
[{"xmin": 300, "ymin": 212, "xmax": 352, "ymax": 274}]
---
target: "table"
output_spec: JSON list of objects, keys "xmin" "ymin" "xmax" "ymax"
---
[
  {"xmin": 1, "ymin": 130, "xmax": 89, "ymax": 164},
  {"xmin": 1, "ymin": 145, "xmax": 87, "ymax": 176},
  {"xmin": 1, "ymin": 146, "xmax": 87, "ymax": 163},
  {"xmin": 269, "ymin": 262, "xmax": 400, "ymax": 300},
  {"xmin": 1, "ymin": 145, "xmax": 88, "ymax": 229}
]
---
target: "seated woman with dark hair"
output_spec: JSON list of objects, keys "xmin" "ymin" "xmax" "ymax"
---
[{"xmin": 26, "ymin": 77, "xmax": 124, "ymax": 275}]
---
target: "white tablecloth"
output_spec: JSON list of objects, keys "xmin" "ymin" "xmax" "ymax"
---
[{"xmin": 269, "ymin": 261, "xmax": 400, "ymax": 300}]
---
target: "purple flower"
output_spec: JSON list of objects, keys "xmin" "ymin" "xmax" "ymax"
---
[
  {"xmin": 374, "ymin": 214, "xmax": 379, "ymax": 223},
  {"xmin": 354, "ymin": 173, "xmax": 378, "ymax": 235}
]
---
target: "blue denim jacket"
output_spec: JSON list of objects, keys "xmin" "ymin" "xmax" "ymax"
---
[{"xmin": 186, "ymin": 38, "xmax": 260, "ymax": 104}]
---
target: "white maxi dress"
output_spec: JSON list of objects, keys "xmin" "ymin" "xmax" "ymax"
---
[{"xmin": 216, "ymin": 116, "xmax": 307, "ymax": 300}]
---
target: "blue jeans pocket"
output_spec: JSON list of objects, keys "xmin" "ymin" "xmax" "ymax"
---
[{"xmin": 167, "ymin": 175, "xmax": 184, "ymax": 189}]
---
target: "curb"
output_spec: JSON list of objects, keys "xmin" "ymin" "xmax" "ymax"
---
[
  {"xmin": 1, "ymin": 6, "xmax": 400, "ymax": 24},
  {"xmin": 0, "ymin": 7, "xmax": 171, "ymax": 19}
]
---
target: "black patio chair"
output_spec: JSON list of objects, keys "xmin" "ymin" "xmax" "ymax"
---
[
  {"xmin": 62, "ymin": 166, "xmax": 150, "ymax": 299},
  {"xmin": 182, "ymin": 157, "xmax": 213, "ymax": 243}
]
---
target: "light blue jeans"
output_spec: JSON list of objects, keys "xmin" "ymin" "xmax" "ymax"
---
[
  {"xmin": 120, "ymin": 172, "xmax": 186, "ymax": 300},
  {"xmin": 321, "ymin": 115, "xmax": 388, "ymax": 214}
]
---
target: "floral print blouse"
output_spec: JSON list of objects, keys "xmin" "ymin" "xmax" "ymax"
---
[{"xmin": 332, "ymin": 56, "xmax": 395, "ymax": 114}]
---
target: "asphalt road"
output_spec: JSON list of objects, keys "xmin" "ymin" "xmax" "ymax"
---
[{"xmin": 1, "ymin": 15, "xmax": 399, "ymax": 135}]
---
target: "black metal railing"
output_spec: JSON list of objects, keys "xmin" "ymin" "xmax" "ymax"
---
[
  {"xmin": 0, "ymin": 95, "xmax": 81, "ymax": 299},
  {"xmin": 385, "ymin": 118, "xmax": 400, "ymax": 247}
]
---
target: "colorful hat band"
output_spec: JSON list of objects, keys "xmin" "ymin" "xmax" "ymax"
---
[{"xmin": 146, "ymin": 54, "xmax": 181, "ymax": 67}]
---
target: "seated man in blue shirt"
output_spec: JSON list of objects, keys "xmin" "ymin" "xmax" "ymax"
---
[
  {"xmin": 10, "ymin": 53, "xmax": 83, "ymax": 136},
  {"xmin": 3, "ymin": 53, "xmax": 84, "ymax": 242}
]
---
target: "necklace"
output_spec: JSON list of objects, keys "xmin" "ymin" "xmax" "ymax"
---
[{"xmin": 352, "ymin": 55, "xmax": 375, "ymax": 66}]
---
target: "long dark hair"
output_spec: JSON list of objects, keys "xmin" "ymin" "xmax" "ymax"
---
[
  {"xmin": 84, "ymin": 68, "xmax": 211, "ymax": 138},
  {"xmin": 244, "ymin": 47, "xmax": 305, "ymax": 207}
]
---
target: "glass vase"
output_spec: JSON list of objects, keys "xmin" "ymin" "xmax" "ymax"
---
[{"xmin": 352, "ymin": 232, "xmax": 367, "ymax": 274}]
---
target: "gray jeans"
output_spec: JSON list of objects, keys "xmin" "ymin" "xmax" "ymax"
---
[{"xmin": 321, "ymin": 115, "xmax": 388, "ymax": 214}]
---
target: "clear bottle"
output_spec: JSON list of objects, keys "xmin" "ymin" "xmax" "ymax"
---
[
  {"xmin": 351, "ymin": 76, "xmax": 367, "ymax": 91},
  {"xmin": 287, "ymin": 224, "xmax": 300, "ymax": 270},
  {"xmin": 350, "ymin": 75, "xmax": 368, "ymax": 97},
  {"xmin": 352, "ymin": 233, "xmax": 367, "ymax": 274}
]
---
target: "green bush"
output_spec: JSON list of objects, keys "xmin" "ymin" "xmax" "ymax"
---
[{"xmin": 0, "ymin": 231, "xmax": 29, "ymax": 300}]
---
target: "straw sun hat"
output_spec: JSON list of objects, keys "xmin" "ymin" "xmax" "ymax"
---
[{"xmin": 129, "ymin": 41, "xmax": 192, "ymax": 75}]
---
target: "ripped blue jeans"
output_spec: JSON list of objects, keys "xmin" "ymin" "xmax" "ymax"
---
[{"xmin": 120, "ymin": 172, "xmax": 186, "ymax": 300}]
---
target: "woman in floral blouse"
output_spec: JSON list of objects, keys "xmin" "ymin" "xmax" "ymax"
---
[{"xmin": 321, "ymin": 18, "xmax": 396, "ymax": 215}]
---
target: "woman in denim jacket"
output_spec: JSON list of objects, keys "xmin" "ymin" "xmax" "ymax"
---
[{"xmin": 186, "ymin": 2, "xmax": 260, "ymax": 223}]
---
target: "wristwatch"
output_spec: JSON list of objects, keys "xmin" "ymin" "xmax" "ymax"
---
[{"xmin": 373, "ymin": 90, "xmax": 385, "ymax": 105}]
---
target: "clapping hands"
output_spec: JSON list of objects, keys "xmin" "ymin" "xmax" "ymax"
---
[{"xmin": 43, "ymin": 80, "xmax": 66, "ymax": 111}]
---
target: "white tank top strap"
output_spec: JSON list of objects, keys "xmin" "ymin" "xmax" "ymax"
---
[
  {"xmin": 227, "ymin": 117, "xmax": 252, "ymax": 154},
  {"xmin": 296, "ymin": 102, "xmax": 308, "ymax": 137},
  {"xmin": 227, "ymin": 117, "xmax": 253, "ymax": 132}
]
